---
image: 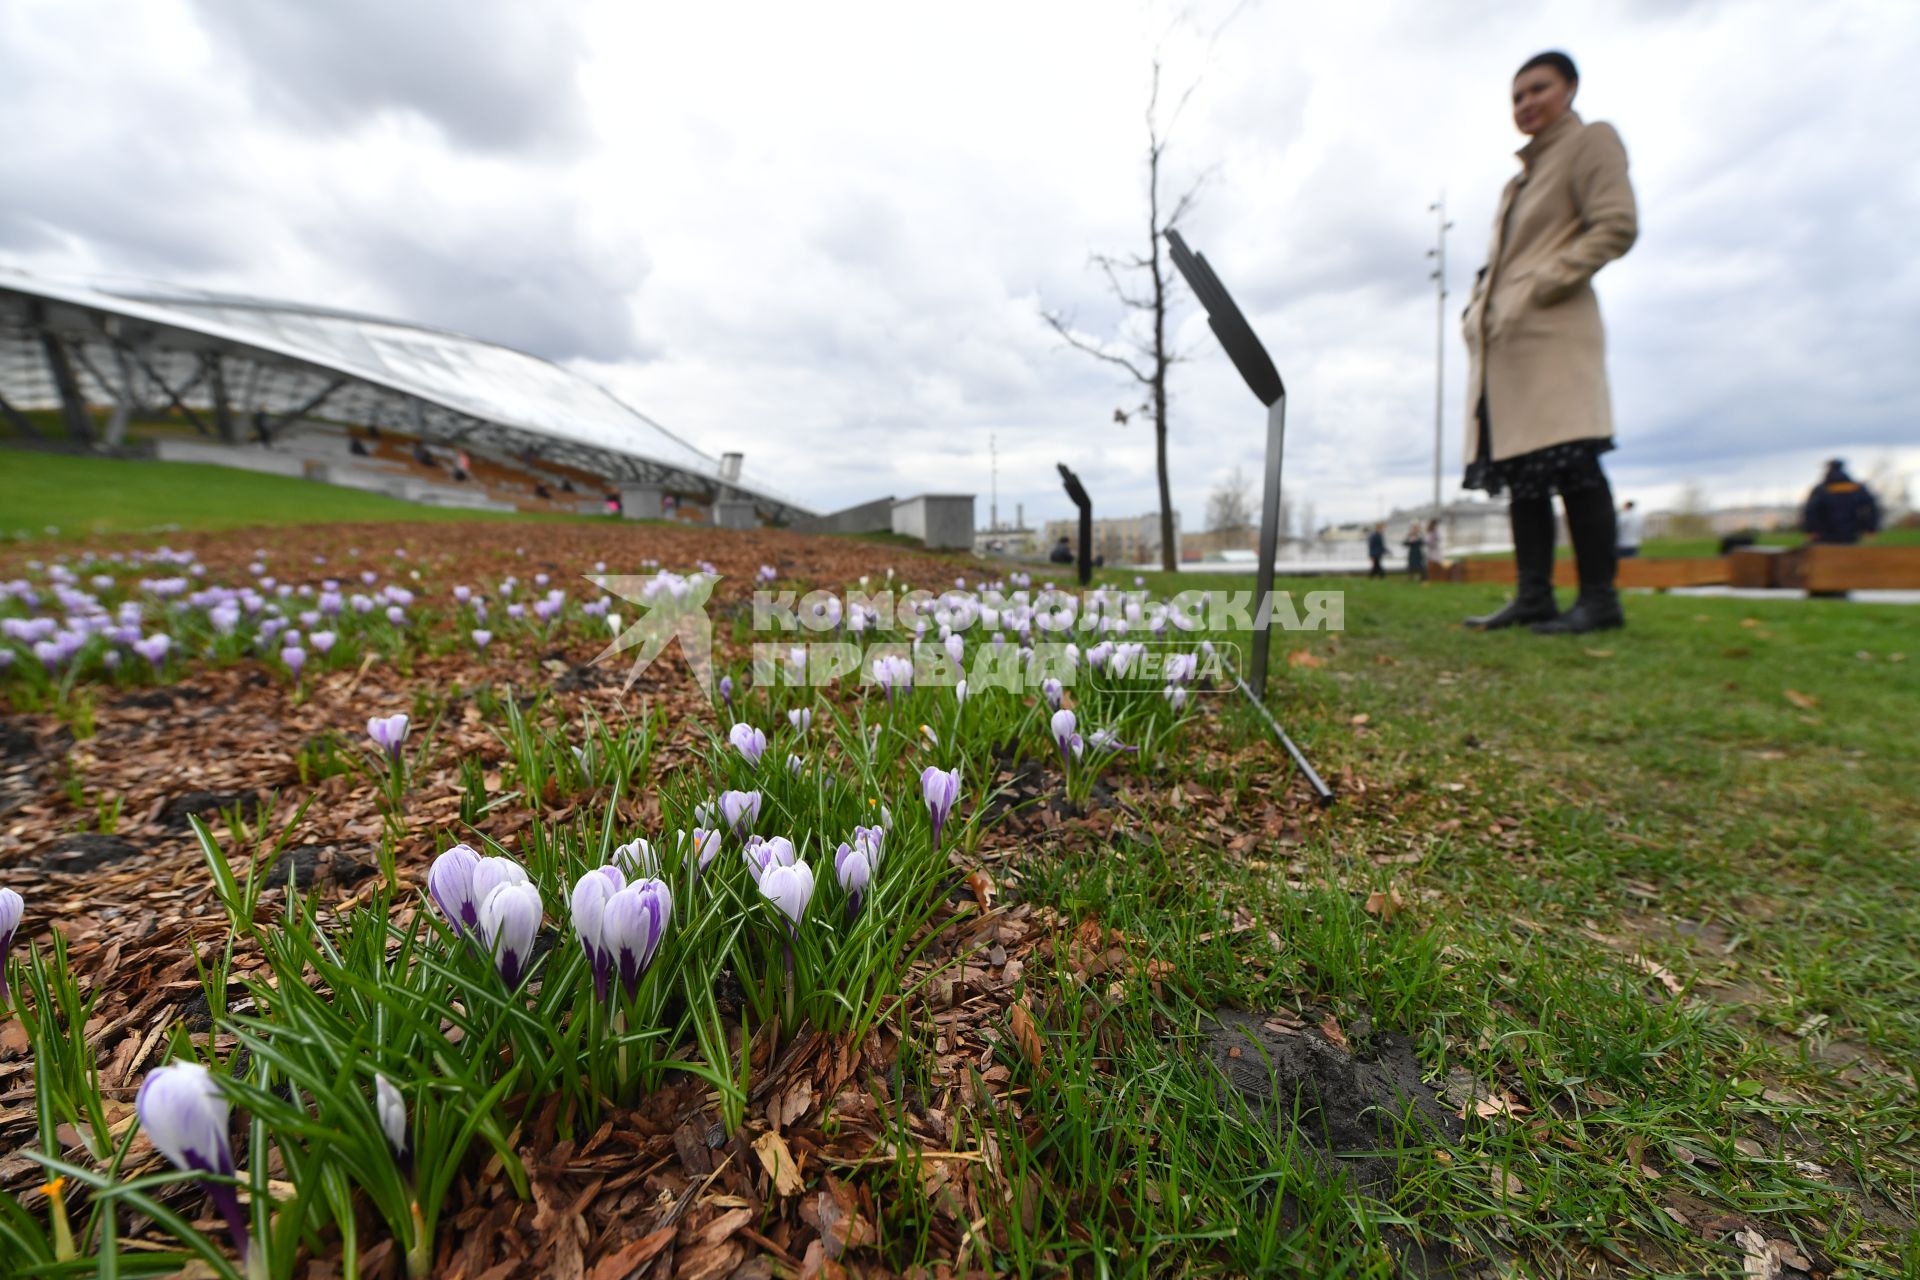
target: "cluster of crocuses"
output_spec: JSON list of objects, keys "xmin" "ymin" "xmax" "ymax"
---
[{"xmin": 0, "ymin": 546, "xmax": 655, "ymax": 690}]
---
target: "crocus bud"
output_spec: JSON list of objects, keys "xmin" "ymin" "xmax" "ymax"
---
[
  {"xmin": 427, "ymin": 843, "xmax": 483, "ymax": 936},
  {"xmin": 375, "ymin": 1074, "xmax": 407, "ymax": 1156},
  {"xmin": 367, "ymin": 712, "xmax": 410, "ymax": 759},
  {"xmin": 1164, "ymin": 685, "xmax": 1188, "ymax": 712},
  {"xmin": 138, "ymin": 1062, "xmax": 249, "ymax": 1260},
  {"xmin": 728, "ymin": 722, "xmax": 767, "ymax": 766},
  {"xmin": 478, "ymin": 881, "xmax": 542, "ymax": 987},
  {"xmin": 834, "ymin": 840, "xmax": 873, "ymax": 916},
  {"xmin": 759, "ymin": 860, "xmax": 815, "ymax": 931},
  {"xmin": 718, "ymin": 789, "xmax": 761, "ymax": 835},
  {"xmin": 788, "ymin": 707, "xmax": 812, "ymax": 733},
  {"xmin": 1042, "ymin": 677, "xmax": 1063, "ymax": 710},
  {"xmin": 603, "ymin": 878, "xmax": 672, "ymax": 1000},
  {"xmin": 719, "ymin": 675, "xmax": 733, "ymax": 708},
  {"xmin": 787, "ymin": 752, "xmax": 804, "ymax": 778},
  {"xmin": 955, "ymin": 679, "xmax": 968, "ymax": 706},
  {"xmin": 471, "ymin": 629, "xmax": 492, "ymax": 650},
  {"xmin": 0, "ymin": 887, "xmax": 20, "ymax": 1005},
  {"xmin": 921, "ymin": 765, "xmax": 962, "ymax": 849}
]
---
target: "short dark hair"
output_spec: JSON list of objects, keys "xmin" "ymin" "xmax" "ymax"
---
[{"xmin": 1516, "ymin": 51, "xmax": 1578, "ymax": 85}]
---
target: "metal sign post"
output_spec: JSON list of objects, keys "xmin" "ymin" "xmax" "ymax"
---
[{"xmin": 1165, "ymin": 229, "xmax": 1331, "ymax": 804}]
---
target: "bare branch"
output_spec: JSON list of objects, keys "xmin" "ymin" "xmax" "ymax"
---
[
  {"xmin": 1041, "ymin": 311, "xmax": 1153, "ymax": 384},
  {"xmin": 1090, "ymin": 255, "xmax": 1156, "ymax": 311},
  {"xmin": 1165, "ymin": 162, "xmax": 1219, "ymax": 231}
]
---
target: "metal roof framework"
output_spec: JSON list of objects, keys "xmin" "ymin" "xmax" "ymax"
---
[{"xmin": 0, "ymin": 269, "xmax": 810, "ymax": 521}]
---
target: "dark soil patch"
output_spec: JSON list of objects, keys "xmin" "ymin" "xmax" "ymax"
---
[
  {"xmin": 161, "ymin": 789, "xmax": 261, "ymax": 831},
  {"xmin": 0, "ymin": 718, "xmax": 39, "ymax": 760},
  {"xmin": 31, "ymin": 832, "xmax": 145, "ymax": 872},
  {"xmin": 265, "ymin": 842, "xmax": 376, "ymax": 889},
  {"xmin": 1206, "ymin": 1009, "xmax": 1462, "ymax": 1191},
  {"xmin": 111, "ymin": 688, "xmax": 179, "ymax": 712},
  {"xmin": 1205, "ymin": 1008, "xmax": 1486, "ymax": 1277}
]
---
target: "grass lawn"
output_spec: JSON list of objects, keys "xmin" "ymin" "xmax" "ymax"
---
[
  {"xmin": 0, "ymin": 449, "xmax": 598, "ymax": 540},
  {"xmin": 974, "ymin": 571, "xmax": 1919, "ymax": 1273}
]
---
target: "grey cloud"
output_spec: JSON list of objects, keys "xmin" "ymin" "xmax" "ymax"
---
[
  {"xmin": 188, "ymin": 0, "xmax": 587, "ymax": 154},
  {"xmin": 321, "ymin": 210, "xmax": 653, "ymax": 363}
]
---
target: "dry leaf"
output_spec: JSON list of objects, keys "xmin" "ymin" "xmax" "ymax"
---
[
  {"xmin": 751, "ymin": 1131, "xmax": 806, "ymax": 1197},
  {"xmin": 1629, "ymin": 954, "xmax": 1683, "ymax": 996},
  {"xmin": 1318, "ymin": 1014, "xmax": 1349, "ymax": 1052},
  {"xmin": 1286, "ymin": 649, "xmax": 1326, "ymax": 668},
  {"xmin": 1009, "ymin": 1000, "xmax": 1045, "ymax": 1072},
  {"xmin": 1363, "ymin": 885, "xmax": 1407, "ymax": 921},
  {"xmin": 1584, "ymin": 648, "xmax": 1614, "ymax": 658},
  {"xmin": 1349, "ymin": 712, "xmax": 1370, "ymax": 726},
  {"xmin": 1782, "ymin": 688, "xmax": 1819, "ymax": 710},
  {"xmin": 1491, "ymin": 1169, "xmax": 1525, "ymax": 1199},
  {"xmin": 965, "ymin": 869, "xmax": 995, "ymax": 912},
  {"xmin": 1473, "ymin": 1094, "xmax": 1530, "ymax": 1120}
]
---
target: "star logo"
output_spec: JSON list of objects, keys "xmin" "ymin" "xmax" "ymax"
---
[{"xmin": 587, "ymin": 571, "xmax": 719, "ymax": 695}]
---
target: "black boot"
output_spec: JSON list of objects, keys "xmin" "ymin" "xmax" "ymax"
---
[
  {"xmin": 1533, "ymin": 482, "xmax": 1624, "ymax": 634},
  {"xmin": 1466, "ymin": 496, "xmax": 1559, "ymax": 629}
]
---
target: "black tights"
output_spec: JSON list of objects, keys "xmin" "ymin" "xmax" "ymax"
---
[{"xmin": 1510, "ymin": 477, "xmax": 1618, "ymax": 592}]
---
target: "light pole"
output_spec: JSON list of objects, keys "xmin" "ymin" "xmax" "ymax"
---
[{"xmin": 1427, "ymin": 194, "xmax": 1452, "ymax": 526}]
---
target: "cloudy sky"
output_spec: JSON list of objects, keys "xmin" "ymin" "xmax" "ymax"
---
[{"xmin": 4, "ymin": 0, "xmax": 1916, "ymax": 530}]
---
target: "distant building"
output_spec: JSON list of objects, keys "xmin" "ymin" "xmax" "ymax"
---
[{"xmin": 1041, "ymin": 510, "xmax": 1182, "ymax": 565}]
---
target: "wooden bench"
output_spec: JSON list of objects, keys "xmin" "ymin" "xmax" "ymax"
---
[{"xmin": 1778, "ymin": 545, "xmax": 1920, "ymax": 592}]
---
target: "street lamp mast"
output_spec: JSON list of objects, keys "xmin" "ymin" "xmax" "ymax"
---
[{"xmin": 1427, "ymin": 194, "xmax": 1453, "ymax": 525}]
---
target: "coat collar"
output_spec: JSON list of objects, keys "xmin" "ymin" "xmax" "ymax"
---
[{"xmin": 1517, "ymin": 108, "xmax": 1582, "ymax": 167}]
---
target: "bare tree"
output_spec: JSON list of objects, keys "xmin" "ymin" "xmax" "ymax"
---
[
  {"xmin": 1044, "ymin": 61, "xmax": 1208, "ymax": 573},
  {"xmin": 1205, "ymin": 464, "xmax": 1253, "ymax": 531}
]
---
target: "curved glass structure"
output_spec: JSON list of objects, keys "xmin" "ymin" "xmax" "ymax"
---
[{"xmin": 0, "ymin": 267, "xmax": 807, "ymax": 521}]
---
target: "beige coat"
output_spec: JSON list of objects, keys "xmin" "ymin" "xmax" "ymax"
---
[{"xmin": 1463, "ymin": 109, "xmax": 1637, "ymax": 463}]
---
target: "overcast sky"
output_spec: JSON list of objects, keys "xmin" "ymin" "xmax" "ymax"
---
[{"xmin": 4, "ymin": 0, "xmax": 1916, "ymax": 530}]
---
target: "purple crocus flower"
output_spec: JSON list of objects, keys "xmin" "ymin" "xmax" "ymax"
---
[
  {"xmin": 682, "ymin": 827, "xmax": 721, "ymax": 876},
  {"xmin": 729, "ymin": 722, "xmax": 766, "ymax": 766},
  {"xmin": 719, "ymin": 789, "xmax": 761, "ymax": 835},
  {"xmin": 309, "ymin": 630, "xmax": 336, "ymax": 655},
  {"xmin": 0, "ymin": 887, "xmax": 21, "ymax": 1005},
  {"xmin": 478, "ymin": 880, "xmax": 542, "ymax": 987},
  {"xmin": 428, "ymin": 844, "xmax": 483, "ymax": 936},
  {"xmin": 603, "ymin": 878, "xmax": 672, "ymax": 1000},
  {"xmin": 758, "ymin": 860, "xmax": 814, "ymax": 932},
  {"xmin": 281, "ymin": 645, "xmax": 306, "ymax": 680},
  {"xmin": 471, "ymin": 629, "xmax": 492, "ymax": 650},
  {"xmin": 610, "ymin": 837, "xmax": 661, "ymax": 879},
  {"xmin": 788, "ymin": 707, "xmax": 812, "ymax": 734},
  {"xmin": 386, "ymin": 605, "xmax": 406, "ymax": 626},
  {"xmin": 834, "ymin": 839, "xmax": 874, "ymax": 917},
  {"xmin": 719, "ymin": 675, "xmax": 733, "ymax": 709},
  {"xmin": 1164, "ymin": 685, "xmax": 1189, "ymax": 712},
  {"xmin": 1051, "ymin": 708, "xmax": 1081, "ymax": 771},
  {"xmin": 137, "ymin": 1062, "xmax": 249, "ymax": 1264},
  {"xmin": 570, "ymin": 864, "xmax": 626, "ymax": 1002},
  {"xmin": 367, "ymin": 713, "xmax": 409, "ymax": 759},
  {"xmin": 1042, "ymin": 677, "xmax": 1064, "ymax": 710},
  {"xmin": 742, "ymin": 835, "xmax": 798, "ymax": 884},
  {"xmin": 787, "ymin": 752, "xmax": 804, "ymax": 778},
  {"xmin": 921, "ymin": 765, "xmax": 962, "ymax": 850}
]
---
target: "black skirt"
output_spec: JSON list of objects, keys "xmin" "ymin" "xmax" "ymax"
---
[{"xmin": 1463, "ymin": 395, "xmax": 1613, "ymax": 501}]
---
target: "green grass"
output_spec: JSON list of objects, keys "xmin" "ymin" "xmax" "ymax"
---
[
  {"xmin": 967, "ymin": 577, "xmax": 1920, "ymax": 1275},
  {"xmin": 0, "ymin": 450, "xmax": 595, "ymax": 539}
]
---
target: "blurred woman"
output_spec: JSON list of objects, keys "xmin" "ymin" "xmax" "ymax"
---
[{"xmin": 1461, "ymin": 50, "xmax": 1638, "ymax": 634}]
